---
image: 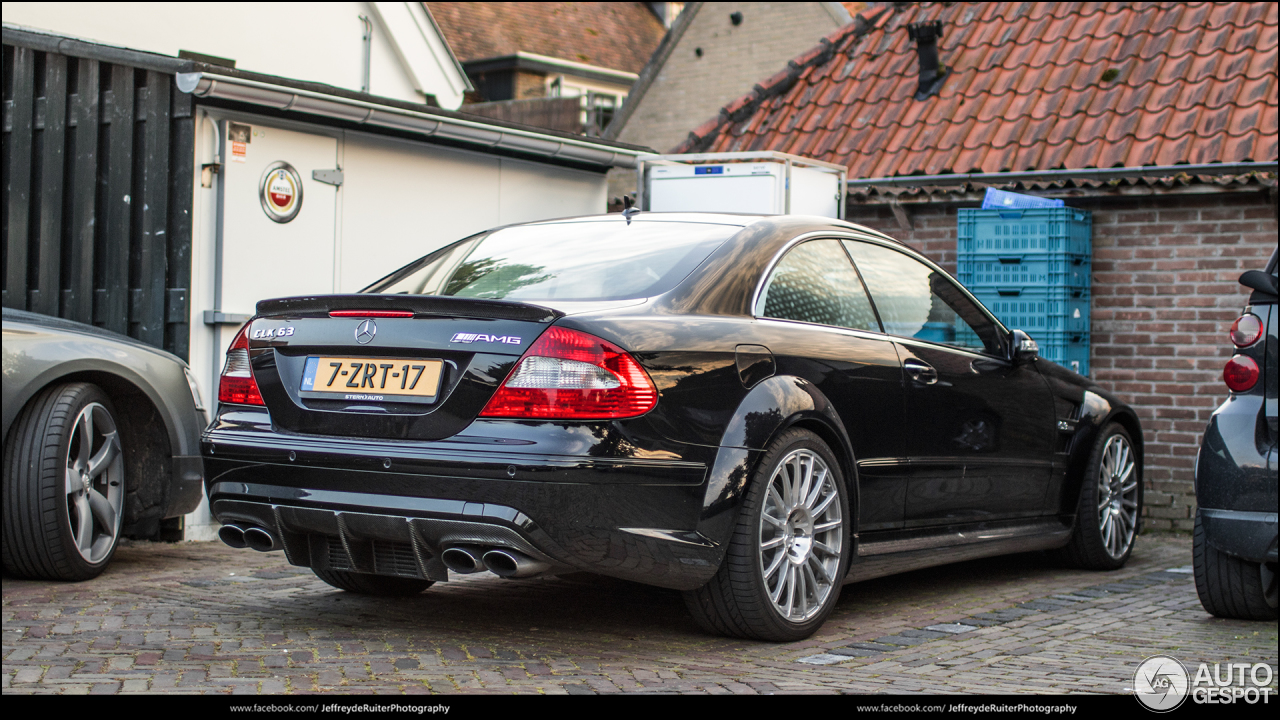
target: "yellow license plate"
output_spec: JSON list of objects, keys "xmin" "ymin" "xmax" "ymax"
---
[{"xmin": 302, "ymin": 357, "xmax": 444, "ymax": 399}]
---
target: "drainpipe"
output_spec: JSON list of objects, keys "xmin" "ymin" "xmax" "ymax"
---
[{"xmin": 359, "ymin": 15, "xmax": 373, "ymax": 93}]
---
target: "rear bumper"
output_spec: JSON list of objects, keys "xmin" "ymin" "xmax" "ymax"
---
[
  {"xmin": 203, "ymin": 427, "xmax": 724, "ymax": 590},
  {"xmin": 1198, "ymin": 508, "xmax": 1279, "ymax": 564},
  {"xmin": 1195, "ymin": 395, "xmax": 1276, "ymax": 511},
  {"xmin": 1195, "ymin": 393, "xmax": 1277, "ymax": 564}
]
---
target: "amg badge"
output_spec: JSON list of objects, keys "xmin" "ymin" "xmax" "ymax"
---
[{"xmin": 450, "ymin": 333, "xmax": 522, "ymax": 345}]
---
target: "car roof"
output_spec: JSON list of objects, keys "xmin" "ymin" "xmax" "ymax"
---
[
  {"xmin": 522, "ymin": 212, "xmax": 756, "ymax": 228},
  {"xmin": 517, "ymin": 212, "xmax": 900, "ymax": 243}
]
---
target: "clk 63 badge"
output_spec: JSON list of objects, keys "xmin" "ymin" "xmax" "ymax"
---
[
  {"xmin": 251, "ymin": 326, "xmax": 294, "ymax": 339},
  {"xmin": 450, "ymin": 333, "xmax": 521, "ymax": 345}
]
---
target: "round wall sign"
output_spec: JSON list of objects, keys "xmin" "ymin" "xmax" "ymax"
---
[{"xmin": 259, "ymin": 161, "xmax": 304, "ymax": 223}]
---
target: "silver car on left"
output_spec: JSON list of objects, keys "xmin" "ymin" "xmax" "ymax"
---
[{"xmin": 2, "ymin": 308, "xmax": 206, "ymax": 580}]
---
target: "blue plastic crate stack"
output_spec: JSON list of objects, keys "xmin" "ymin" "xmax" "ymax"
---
[{"xmin": 956, "ymin": 207, "xmax": 1092, "ymax": 376}]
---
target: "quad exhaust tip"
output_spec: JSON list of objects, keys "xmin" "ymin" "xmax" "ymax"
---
[
  {"xmin": 218, "ymin": 524, "xmax": 248, "ymax": 549},
  {"xmin": 440, "ymin": 545, "xmax": 553, "ymax": 578},
  {"xmin": 440, "ymin": 545, "xmax": 486, "ymax": 574},
  {"xmin": 219, "ymin": 524, "xmax": 282, "ymax": 552},
  {"xmin": 482, "ymin": 549, "xmax": 551, "ymax": 578},
  {"xmin": 243, "ymin": 526, "xmax": 281, "ymax": 552}
]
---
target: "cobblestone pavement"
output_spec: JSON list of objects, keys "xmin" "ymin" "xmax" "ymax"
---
[{"xmin": 3, "ymin": 533, "xmax": 1276, "ymax": 695}]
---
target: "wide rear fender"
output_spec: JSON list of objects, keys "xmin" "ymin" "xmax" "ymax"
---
[{"xmin": 697, "ymin": 375, "xmax": 857, "ymax": 548}]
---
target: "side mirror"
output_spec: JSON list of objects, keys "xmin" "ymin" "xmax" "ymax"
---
[
  {"xmin": 1011, "ymin": 329, "xmax": 1038, "ymax": 361},
  {"xmin": 1239, "ymin": 270, "xmax": 1277, "ymax": 298}
]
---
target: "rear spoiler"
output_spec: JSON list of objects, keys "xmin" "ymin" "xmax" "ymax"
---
[{"xmin": 255, "ymin": 294, "xmax": 563, "ymax": 323}]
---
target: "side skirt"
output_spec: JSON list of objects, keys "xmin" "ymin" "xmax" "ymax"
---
[{"xmin": 845, "ymin": 517, "xmax": 1073, "ymax": 584}]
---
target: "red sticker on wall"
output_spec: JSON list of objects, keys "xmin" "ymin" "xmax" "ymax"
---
[{"xmin": 258, "ymin": 161, "xmax": 303, "ymax": 223}]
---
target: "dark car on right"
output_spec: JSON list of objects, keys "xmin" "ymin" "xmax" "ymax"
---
[{"xmin": 1193, "ymin": 249, "xmax": 1278, "ymax": 620}]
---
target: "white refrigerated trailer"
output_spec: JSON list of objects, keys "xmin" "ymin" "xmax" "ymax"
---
[{"xmin": 636, "ymin": 151, "xmax": 847, "ymax": 218}]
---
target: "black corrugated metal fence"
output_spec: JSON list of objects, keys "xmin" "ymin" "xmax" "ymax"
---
[{"xmin": 3, "ymin": 30, "xmax": 194, "ymax": 359}]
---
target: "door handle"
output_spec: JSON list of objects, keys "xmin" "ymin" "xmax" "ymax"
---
[{"xmin": 904, "ymin": 359, "xmax": 938, "ymax": 385}]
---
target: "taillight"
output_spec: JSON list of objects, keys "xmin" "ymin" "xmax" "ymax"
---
[
  {"xmin": 1223, "ymin": 355, "xmax": 1259, "ymax": 393},
  {"xmin": 480, "ymin": 326, "xmax": 657, "ymax": 419},
  {"xmin": 218, "ymin": 323, "xmax": 265, "ymax": 405},
  {"xmin": 1229, "ymin": 313, "xmax": 1264, "ymax": 347}
]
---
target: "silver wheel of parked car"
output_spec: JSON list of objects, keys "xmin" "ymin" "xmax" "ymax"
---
[
  {"xmin": 64, "ymin": 401, "xmax": 125, "ymax": 564},
  {"xmin": 1054, "ymin": 422, "xmax": 1142, "ymax": 570},
  {"xmin": 758, "ymin": 447, "xmax": 843, "ymax": 623},
  {"xmin": 3, "ymin": 383, "xmax": 127, "ymax": 581},
  {"xmin": 683, "ymin": 428, "xmax": 848, "ymax": 641},
  {"xmin": 1095, "ymin": 433, "xmax": 1138, "ymax": 561}
]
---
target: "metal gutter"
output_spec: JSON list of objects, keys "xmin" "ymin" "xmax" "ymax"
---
[
  {"xmin": 174, "ymin": 72, "xmax": 650, "ymax": 169},
  {"xmin": 847, "ymin": 162, "xmax": 1279, "ymax": 188}
]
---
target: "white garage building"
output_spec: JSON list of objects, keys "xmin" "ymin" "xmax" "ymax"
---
[{"xmin": 2, "ymin": 6, "xmax": 651, "ymax": 539}]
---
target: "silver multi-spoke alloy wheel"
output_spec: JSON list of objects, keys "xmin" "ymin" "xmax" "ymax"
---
[
  {"xmin": 682, "ymin": 429, "xmax": 847, "ymax": 640},
  {"xmin": 1095, "ymin": 434, "xmax": 1138, "ymax": 560},
  {"xmin": 758, "ymin": 448, "xmax": 843, "ymax": 623},
  {"xmin": 64, "ymin": 402, "xmax": 124, "ymax": 563}
]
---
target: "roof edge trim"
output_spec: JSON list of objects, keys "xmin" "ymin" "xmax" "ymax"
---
[
  {"xmin": 848, "ymin": 163, "xmax": 1280, "ymax": 188},
  {"xmin": 463, "ymin": 51, "xmax": 640, "ymax": 85},
  {"xmin": 179, "ymin": 72, "xmax": 651, "ymax": 169}
]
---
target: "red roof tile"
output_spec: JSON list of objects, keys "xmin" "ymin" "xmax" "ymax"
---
[
  {"xmin": 425, "ymin": 2, "xmax": 665, "ymax": 74},
  {"xmin": 676, "ymin": 2, "xmax": 1278, "ymax": 190}
]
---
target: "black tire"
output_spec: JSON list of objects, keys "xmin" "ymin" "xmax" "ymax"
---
[
  {"xmin": 312, "ymin": 566, "xmax": 433, "ymax": 596},
  {"xmin": 683, "ymin": 428, "xmax": 849, "ymax": 641},
  {"xmin": 3, "ymin": 383, "xmax": 126, "ymax": 581},
  {"xmin": 1054, "ymin": 422, "xmax": 1142, "ymax": 570},
  {"xmin": 1193, "ymin": 511, "xmax": 1278, "ymax": 621}
]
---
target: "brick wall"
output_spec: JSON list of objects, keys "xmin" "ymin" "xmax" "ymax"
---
[
  {"xmin": 845, "ymin": 189, "xmax": 1278, "ymax": 532},
  {"xmin": 515, "ymin": 70, "xmax": 548, "ymax": 100}
]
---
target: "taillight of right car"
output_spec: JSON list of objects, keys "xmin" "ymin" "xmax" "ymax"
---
[{"xmin": 1223, "ymin": 312, "xmax": 1264, "ymax": 393}]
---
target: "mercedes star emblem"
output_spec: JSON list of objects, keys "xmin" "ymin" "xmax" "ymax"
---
[{"xmin": 355, "ymin": 319, "xmax": 377, "ymax": 344}]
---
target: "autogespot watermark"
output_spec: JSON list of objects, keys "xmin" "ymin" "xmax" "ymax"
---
[{"xmin": 1134, "ymin": 654, "xmax": 1276, "ymax": 712}]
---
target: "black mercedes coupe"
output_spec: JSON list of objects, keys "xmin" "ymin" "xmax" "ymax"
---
[{"xmin": 202, "ymin": 213, "xmax": 1144, "ymax": 640}]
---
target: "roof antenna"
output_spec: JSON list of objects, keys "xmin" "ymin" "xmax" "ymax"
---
[{"xmin": 622, "ymin": 194, "xmax": 639, "ymax": 224}]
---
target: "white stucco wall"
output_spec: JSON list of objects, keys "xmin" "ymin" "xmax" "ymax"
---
[
  {"xmin": 181, "ymin": 111, "xmax": 606, "ymax": 540},
  {"xmin": 2, "ymin": 1, "xmax": 470, "ymax": 108},
  {"xmin": 338, "ymin": 131, "xmax": 607, "ymax": 292}
]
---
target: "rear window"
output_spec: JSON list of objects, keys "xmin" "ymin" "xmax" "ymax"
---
[{"xmin": 365, "ymin": 222, "xmax": 737, "ymax": 301}]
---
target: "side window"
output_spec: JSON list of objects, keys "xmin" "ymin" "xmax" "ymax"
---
[
  {"xmin": 759, "ymin": 240, "xmax": 880, "ymax": 332},
  {"xmin": 842, "ymin": 240, "xmax": 1005, "ymax": 355}
]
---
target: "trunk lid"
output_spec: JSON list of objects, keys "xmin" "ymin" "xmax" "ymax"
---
[{"xmin": 245, "ymin": 295, "xmax": 561, "ymax": 440}]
